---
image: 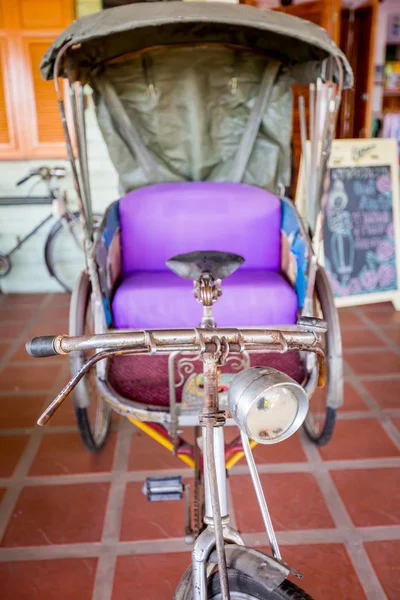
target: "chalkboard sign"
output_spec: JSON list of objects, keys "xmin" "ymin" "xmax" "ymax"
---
[
  {"xmin": 297, "ymin": 139, "xmax": 400, "ymax": 309},
  {"xmin": 324, "ymin": 164, "xmax": 397, "ymax": 297}
]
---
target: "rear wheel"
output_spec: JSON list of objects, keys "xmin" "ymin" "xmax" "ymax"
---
[
  {"xmin": 69, "ymin": 270, "xmax": 111, "ymax": 452},
  {"xmin": 303, "ymin": 266, "xmax": 343, "ymax": 446}
]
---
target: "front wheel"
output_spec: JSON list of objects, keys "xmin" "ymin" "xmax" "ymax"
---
[
  {"xmin": 175, "ymin": 547, "xmax": 313, "ymax": 600},
  {"xmin": 208, "ymin": 571, "xmax": 312, "ymax": 599}
]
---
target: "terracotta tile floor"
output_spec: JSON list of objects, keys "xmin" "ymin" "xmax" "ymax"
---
[{"xmin": 0, "ymin": 293, "xmax": 400, "ymax": 599}]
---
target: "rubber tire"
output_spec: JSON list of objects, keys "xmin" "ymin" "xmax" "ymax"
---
[
  {"xmin": 208, "ymin": 571, "xmax": 313, "ymax": 599},
  {"xmin": 303, "ymin": 266, "xmax": 343, "ymax": 446},
  {"xmin": 45, "ymin": 212, "xmax": 80, "ymax": 292},
  {"xmin": 45, "ymin": 212, "xmax": 102, "ymax": 293},
  {"xmin": 69, "ymin": 270, "xmax": 111, "ymax": 453},
  {"xmin": 0, "ymin": 253, "xmax": 12, "ymax": 278}
]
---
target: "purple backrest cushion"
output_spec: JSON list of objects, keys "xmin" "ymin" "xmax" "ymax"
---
[{"xmin": 119, "ymin": 182, "xmax": 281, "ymax": 274}]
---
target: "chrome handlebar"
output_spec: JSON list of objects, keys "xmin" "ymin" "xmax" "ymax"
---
[
  {"xmin": 27, "ymin": 320, "xmax": 326, "ymax": 358},
  {"xmin": 26, "ymin": 319, "xmax": 327, "ymax": 427}
]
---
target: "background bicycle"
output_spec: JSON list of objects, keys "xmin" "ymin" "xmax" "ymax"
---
[{"xmin": 0, "ymin": 166, "xmax": 101, "ymax": 292}]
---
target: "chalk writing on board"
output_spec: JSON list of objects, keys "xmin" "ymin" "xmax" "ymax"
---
[{"xmin": 323, "ymin": 165, "xmax": 397, "ymax": 297}]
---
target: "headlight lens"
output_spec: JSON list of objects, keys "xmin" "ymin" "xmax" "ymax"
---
[
  {"xmin": 228, "ymin": 367, "xmax": 309, "ymax": 444},
  {"xmin": 246, "ymin": 386, "xmax": 299, "ymax": 442}
]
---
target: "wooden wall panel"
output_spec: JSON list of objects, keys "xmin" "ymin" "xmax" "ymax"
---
[
  {"xmin": 18, "ymin": 0, "xmax": 72, "ymax": 30},
  {"xmin": 0, "ymin": 41, "xmax": 10, "ymax": 145}
]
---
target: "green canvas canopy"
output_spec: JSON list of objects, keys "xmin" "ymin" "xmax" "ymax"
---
[
  {"xmin": 40, "ymin": 3, "xmax": 352, "ymax": 194},
  {"xmin": 41, "ymin": 2, "xmax": 352, "ymax": 86}
]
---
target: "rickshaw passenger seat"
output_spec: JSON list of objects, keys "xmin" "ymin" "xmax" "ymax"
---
[{"xmin": 111, "ymin": 182, "xmax": 300, "ymax": 329}]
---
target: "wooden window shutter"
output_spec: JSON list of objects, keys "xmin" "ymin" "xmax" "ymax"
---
[
  {"xmin": 23, "ymin": 38, "xmax": 67, "ymax": 155},
  {"xmin": 0, "ymin": 40, "xmax": 10, "ymax": 146},
  {"xmin": 0, "ymin": 0, "xmax": 74, "ymax": 159}
]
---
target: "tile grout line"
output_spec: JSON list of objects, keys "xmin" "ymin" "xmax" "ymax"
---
[
  {"xmin": 3, "ymin": 407, "xmax": 400, "ymax": 436},
  {"xmin": 298, "ymin": 429, "xmax": 387, "ymax": 600},
  {"xmin": 343, "ymin": 357, "xmax": 400, "ymax": 451},
  {"xmin": 2, "ymin": 457, "xmax": 400, "ymax": 487},
  {"xmin": 355, "ymin": 308, "xmax": 400, "ymax": 356},
  {"xmin": 0, "ymin": 361, "xmax": 71, "ymax": 543},
  {"xmin": 92, "ymin": 417, "xmax": 133, "ymax": 600},
  {"xmin": 1, "ymin": 524, "xmax": 400, "ymax": 563},
  {"xmin": 0, "ymin": 295, "xmax": 54, "ymax": 374}
]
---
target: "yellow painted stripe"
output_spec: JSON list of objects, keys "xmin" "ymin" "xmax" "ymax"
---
[
  {"xmin": 128, "ymin": 417, "xmax": 195, "ymax": 468},
  {"xmin": 225, "ymin": 440, "xmax": 258, "ymax": 471}
]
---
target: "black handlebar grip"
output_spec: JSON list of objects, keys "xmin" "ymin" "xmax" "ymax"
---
[
  {"xmin": 16, "ymin": 174, "xmax": 33, "ymax": 186},
  {"xmin": 26, "ymin": 336, "xmax": 59, "ymax": 358}
]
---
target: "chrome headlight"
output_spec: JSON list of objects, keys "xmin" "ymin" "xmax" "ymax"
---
[{"xmin": 228, "ymin": 367, "xmax": 309, "ymax": 444}]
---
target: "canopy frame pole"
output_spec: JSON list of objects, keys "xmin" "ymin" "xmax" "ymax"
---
[
  {"xmin": 229, "ymin": 60, "xmax": 281, "ymax": 184},
  {"xmin": 302, "ymin": 57, "xmax": 344, "ymax": 317},
  {"xmin": 53, "ymin": 43, "xmax": 107, "ymax": 346},
  {"xmin": 53, "ymin": 41, "xmax": 94, "ymax": 253},
  {"xmin": 78, "ymin": 84, "xmax": 93, "ymax": 236},
  {"xmin": 93, "ymin": 76, "xmax": 169, "ymax": 185},
  {"xmin": 69, "ymin": 82, "xmax": 93, "ymax": 241}
]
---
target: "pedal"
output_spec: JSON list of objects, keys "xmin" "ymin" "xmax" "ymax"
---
[{"xmin": 142, "ymin": 476, "xmax": 184, "ymax": 502}]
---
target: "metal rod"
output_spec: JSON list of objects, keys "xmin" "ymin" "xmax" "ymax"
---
[
  {"xmin": 203, "ymin": 426, "xmax": 228, "ymax": 518},
  {"xmin": 205, "ymin": 422, "xmax": 230, "ymax": 600},
  {"xmin": 36, "ymin": 348, "xmax": 144, "ymax": 425},
  {"xmin": 168, "ymin": 351, "xmax": 179, "ymax": 452},
  {"xmin": 240, "ymin": 431, "xmax": 281, "ymax": 559},
  {"xmin": 309, "ymin": 82, "xmax": 315, "ymax": 146},
  {"xmin": 78, "ymin": 84, "xmax": 93, "ymax": 235},
  {"xmin": 310, "ymin": 77, "xmax": 323, "ymax": 231},
  {"xmin": 298, "ymin": 95, "xmax": 309, "ymax": 216},
  {"xmin": 53, "ymin": 44, "xmax": 89, "ymax": 245},
  {"xmin": 7, "ymin": 214, "xmax": 53, "ymax": 257},
  {"xmin": 70, "ymin": 84, "xmax": 93, "ymax": 241},
  {"xmin": 57, "ymin": 327, "xmax": 323, "ymax": 355}
]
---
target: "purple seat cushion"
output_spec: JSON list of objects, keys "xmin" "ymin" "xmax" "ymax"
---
[
  {"xmin": 112, "ymin": 269, "xmax": 298, "ymax": 329},
  {"xmin": 119, "ymin": 182, "xmax": 282, "ymax": 274}
]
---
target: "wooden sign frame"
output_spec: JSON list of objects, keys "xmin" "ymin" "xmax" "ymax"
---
[{"xmin": 296, "ymin": 138, "xmax": 400, "ymax": 310}]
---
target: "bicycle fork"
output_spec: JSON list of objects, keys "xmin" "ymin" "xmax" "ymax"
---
[
  {"xmin": 193, "ymin": 351, "xmax": 237, "ymax": 600},
  {"xmin": 193, "ymin": 348, "xmax": 284, "ymax": 600}
]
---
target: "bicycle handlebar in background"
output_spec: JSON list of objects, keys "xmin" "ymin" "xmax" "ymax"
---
[
  {"xmin": 16, "ymin": 166, "xmax": 66, "ymax": 187},
  {"xmin": 16, "ymin": 172, "xmax": 37, "ymax": 186}
]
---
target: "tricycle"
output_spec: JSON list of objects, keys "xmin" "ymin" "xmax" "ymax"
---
[{"xmin": 27, "ymin": 3, "xmax": 352, "ymax": 598}]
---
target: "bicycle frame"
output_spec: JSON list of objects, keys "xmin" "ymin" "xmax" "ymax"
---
[{"xmin": 28, "ymin": 318, "xmax": 325, "ymax": 600}]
